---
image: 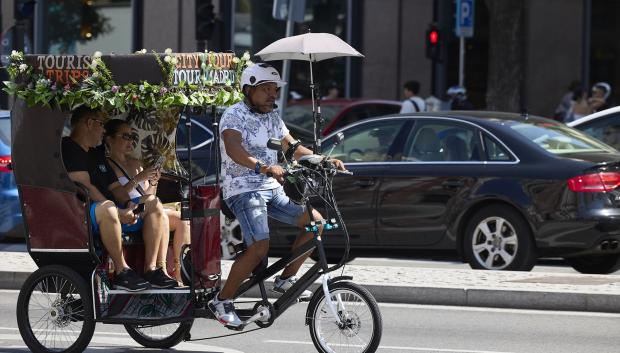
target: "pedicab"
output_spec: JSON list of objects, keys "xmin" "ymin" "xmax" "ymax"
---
[{"xmin": 4, "ymin": 50, "xmax": 382, "ymax": 353}]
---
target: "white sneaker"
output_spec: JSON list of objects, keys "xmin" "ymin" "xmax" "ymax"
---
[
  {"xmin": 208, "ymin": 296, "xmax": 243, "ymax": 328},
  {"xmin": 272, "ymin": 275, "xmax": 312, "ymax": 300}
]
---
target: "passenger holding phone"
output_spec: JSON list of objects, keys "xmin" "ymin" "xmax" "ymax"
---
[{"xmin": 104, "ymin": 119, "xmax": 188, "ymax": 287}]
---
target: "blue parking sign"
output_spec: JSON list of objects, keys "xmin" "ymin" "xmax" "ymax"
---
[{"xmin": 455, "ymin": 0, "xmax": 475, "ymax": 38}]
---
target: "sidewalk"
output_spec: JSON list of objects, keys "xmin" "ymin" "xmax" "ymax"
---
[{"xmin": 2, "ymin": 251, "xmax": 620, "ymax": 313}]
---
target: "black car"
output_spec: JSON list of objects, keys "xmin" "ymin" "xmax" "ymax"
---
[{"xmin": 270, "ymin": 112, "xmax": 620, "ymax": 274}]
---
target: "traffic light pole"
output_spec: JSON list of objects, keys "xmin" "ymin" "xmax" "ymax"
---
[{"xmin": 458, "ymin": 36, "xmax": 465, "ymax": 87}]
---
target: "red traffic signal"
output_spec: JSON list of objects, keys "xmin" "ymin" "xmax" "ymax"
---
[
  {"xmin": 428, "ymin": 29, "xmax": 439, "ymax": 45},
  {"xmin": 425, "ymin": 24, "xmax": 441, "ymax": 61}
]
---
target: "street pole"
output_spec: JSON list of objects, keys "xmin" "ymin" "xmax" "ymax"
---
[
  {"xmin": 458, "ymin": 36, "xmax": 465, "ymax": 87},
  {"xmin": 276, "ymin": 0, "xmax": 295, "ymax": 119}
]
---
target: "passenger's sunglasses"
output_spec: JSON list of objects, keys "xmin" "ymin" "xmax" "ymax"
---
[{"xmin": 116, "ymin": 133, "xmax": 135, "ymax": 141}]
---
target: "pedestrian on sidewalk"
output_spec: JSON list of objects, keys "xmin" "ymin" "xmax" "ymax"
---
[{"xmin": 400, "ymin": 80, "xmax": 426, "ymax": 113}]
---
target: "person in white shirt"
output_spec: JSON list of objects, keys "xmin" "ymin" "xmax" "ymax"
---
[{"xmin": 400, "ymin": 80, "xmax": 426, "ymax": 113}]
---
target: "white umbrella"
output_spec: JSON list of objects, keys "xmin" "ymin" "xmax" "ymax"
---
[
  {"xmin": 256, "ymin": 32, "xmax": 364, "ymax": 152},
  {"xmin": 255, "ymin": 32, "xmax": 363, "ymax": 62}
]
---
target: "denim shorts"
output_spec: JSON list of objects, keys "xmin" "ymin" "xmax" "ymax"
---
[
  {"xmin": 225, "ymin": 187, "xmax": 306, "ymax": 246},
  {"xmin": 90, "ymin": 196, "xmax": 144, "ymax": 234}
]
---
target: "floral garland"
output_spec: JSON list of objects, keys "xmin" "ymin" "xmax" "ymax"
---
[{"xmin": 2, "ymin": 49, "xmax": 253, "ymax": 112}]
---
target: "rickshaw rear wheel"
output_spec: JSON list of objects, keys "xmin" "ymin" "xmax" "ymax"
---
[
  {"xmin": 124, "ymin": 319, "xmax": 193, "ymax": 348},
  {"xmin": 17, "ymin": 265, "xmax": 95, "ymax": 353},
  {"xmin": 307, "ymin": 281, "xmax": 382, "ymax": 353}
]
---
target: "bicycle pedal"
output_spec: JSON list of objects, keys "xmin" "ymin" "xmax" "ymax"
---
[
  {"xmin": 298, "ymin": 296, "xmax": 311, "ymax": 302},
  {"xmin": 225, "ymin": 324, "xmax": 244, "ymax": 331}
]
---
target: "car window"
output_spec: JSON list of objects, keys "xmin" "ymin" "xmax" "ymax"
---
[
  {"xmin": 575, "ymin": 113, "xmax": 620, "ymax": 150},
  {"xmin": 483, "ymin": 135, "xmax": 511, "ymax": 161},
  {"xmin": 283, "ymin": 104, "xmax": 341, "ymax": 131},
  {"xmin": 370, "ymin": 104, "xmax": 401, "ymax": 117},
  {"xmin": 0, "ymin": 118, "xmax": 10, "ymax": 146},
  {"xmin": 333, "ymin": 106, "xmax": 371, "ymax": 131},
  {"xmin": 403, "ymin": 122, "xmax": 480, "ymax": 162},
  {"xmin": 176, "ymin": 116, "xmax": 214, "ymax": 151},
  {"xmin": 324, "ymin": 119, "xmax": 408, "ymax": 163},
  {"xmin": 507, "ymin": 120, "xmax": 615, "ymax": 154}
]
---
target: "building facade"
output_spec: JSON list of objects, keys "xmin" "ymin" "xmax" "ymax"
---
[{"xmin": 1, "ymin": 0, "xmax": 618, "ymax": 117}]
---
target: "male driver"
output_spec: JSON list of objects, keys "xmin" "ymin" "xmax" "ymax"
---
[
  {"xmin": 210, "ymin": 64, "xmax": 345, "ymax": 328},
  {"xmin": 400, "ymin": 80, "xmax": 426, "ymax": 113},
  {"xmin": 62, "ymin": 106, "xmax": 176, "ymax": 290}
]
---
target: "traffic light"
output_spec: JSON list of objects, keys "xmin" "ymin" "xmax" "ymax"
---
[
  {"xmin": 195, "ymin": 0, "xmax": 216, "ymax": 41},
  {"xmin": 425, "ymin": 24, "xmax": 441, "ymax": 61}
]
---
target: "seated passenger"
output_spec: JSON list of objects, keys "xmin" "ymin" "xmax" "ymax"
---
[
  {"xmin": 104, "ymin": 119, "xmax": 190, "ymax": 286},
  {"xmin": 62, "ymin": 106, "xmax": 176, "ymax": 290}
]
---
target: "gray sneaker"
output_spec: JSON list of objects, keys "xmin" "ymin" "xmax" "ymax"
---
[
  {"xmin": 272, "ymin": 275, "xmax": 312, "ymax": 300},
  {"xmin": 208, "ymin": 296, "xmax": 243, "ymax": 329}
]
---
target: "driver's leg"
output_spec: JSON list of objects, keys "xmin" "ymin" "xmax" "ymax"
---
[
  {"xmin": 209, "ymin": 190, "xmax": 271, "ymax": 327},
  {"xmin": 281, "ymin": 208, "xmax": 322, "ymax": 278}
]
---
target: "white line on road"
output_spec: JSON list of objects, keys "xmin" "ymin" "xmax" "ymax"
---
[
  {"xmin": 264, "ymin": 339, "xmax": 515, "ymax": 353},
  {"xmin": 378, "ymin": 302, "xmax": 620, "ymax": 317}
]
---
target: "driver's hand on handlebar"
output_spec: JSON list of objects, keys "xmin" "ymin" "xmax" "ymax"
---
[
  {"xmin": 265, "ymin": 165, "xmax": 285, "ymax": 182},
  {"xmin": 327, "ymin": 157, "xmax": 346, "ymax": 171}
]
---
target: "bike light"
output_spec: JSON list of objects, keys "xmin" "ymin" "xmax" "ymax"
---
[
  {"xmin": 0, "ymin": 155, "xmax": 12, "ymax": 173},
  {"xmin": 567, "ymin": 172, "xmax": 620, "ymax": 192}
]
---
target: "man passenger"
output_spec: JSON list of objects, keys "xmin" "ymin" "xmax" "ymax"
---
[{"xmin": 62, "ymin": 106, "xmax": 176, "ymax": 290}]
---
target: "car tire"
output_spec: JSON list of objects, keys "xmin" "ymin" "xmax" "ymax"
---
[
  {"xmin": 220, "ymin": 213, "xmax": 243, "ymax": 260},
  {"xmin": 464, "ymin": 205, "xmax": 537, "ymax": 271},
  {"xmin": 565, "ymin": 254, "xmax": 620, "ymax": 274}
]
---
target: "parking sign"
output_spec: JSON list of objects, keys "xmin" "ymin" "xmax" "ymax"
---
[{"xmin": 455, "ymin": 0, "xmax": 475, "ymax": 38}]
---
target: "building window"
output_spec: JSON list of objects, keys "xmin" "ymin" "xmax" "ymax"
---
[{"xmin": 43, "ymin": 0, "xmax": 132, "ymax": 54}]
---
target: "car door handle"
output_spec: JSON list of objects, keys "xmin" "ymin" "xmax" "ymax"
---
[
  {"xmin": 354, "ymin": 179, "xmax": 375, "ymax": 187},
  {"xmin": 442, "ymin": 179, "xmax": 464, "ymax": 188}
]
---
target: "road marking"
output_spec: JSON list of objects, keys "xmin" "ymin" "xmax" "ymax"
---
[
  {"xmin": 264, "ymin": 339, "xmax": 515, "ymax": 353},
  {"xmin": 377, "ymin": 303, "xmax": 620, "ymax": 317},
  {"xmin": 0, "ymin": 333, "xmax": 244, "ymax": 353}
]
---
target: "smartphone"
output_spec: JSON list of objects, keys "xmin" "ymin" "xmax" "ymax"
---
[
  {"xmin": 153, "ymin": 156, "xmax": 165, "ymax": 169},
  {"xmin": 133, "ymin": 203, "xmax": 145, "ymax": 214}
]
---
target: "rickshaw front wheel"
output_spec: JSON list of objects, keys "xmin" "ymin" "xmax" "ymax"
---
[
  {"xmin": 307, "ymin": 281, "xmax": 382, "ymax": 353},
  {"xmin": 17, "ymin": 265, "xmax": 95, "ymax": 353},
  {"xmin": 124, "ymin": 319, "xmax": 193, "ymax": 348}
]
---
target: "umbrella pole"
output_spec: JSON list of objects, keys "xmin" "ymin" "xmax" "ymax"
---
[{"xmin": 310, "ymin": 57, "xmax": 322, "ymax": 154}]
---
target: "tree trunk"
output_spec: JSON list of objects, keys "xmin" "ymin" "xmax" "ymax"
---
[{"xmin": 485, "ymin": 0, "xmax": 526, "ymax": 112}]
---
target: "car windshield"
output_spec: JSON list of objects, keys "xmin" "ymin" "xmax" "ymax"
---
[
  {"xmin": 508, "ymin": 120, "xmax": 616, "ymax": 154},
  {"xmin": 283, "ymin": 104, "xmax": 342, "ymax": 131}
]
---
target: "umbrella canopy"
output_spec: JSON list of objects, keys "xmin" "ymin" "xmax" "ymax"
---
[{"xmin": 256, "ymin": 32, "xmax": 363, "ymax": 62}]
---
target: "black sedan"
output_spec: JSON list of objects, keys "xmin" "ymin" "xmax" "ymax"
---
[{"xmin": 270, "ymin": 112, "xmax": 620, "ymax": 274}]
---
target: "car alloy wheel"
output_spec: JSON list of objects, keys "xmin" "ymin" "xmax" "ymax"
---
[
  {"xmin": 464, "ymin": 205, "xmax": 537, "ymax": 271},
  {"xmin": 471, "ymin": 216, "xmax": 518, "ymax": 270}
]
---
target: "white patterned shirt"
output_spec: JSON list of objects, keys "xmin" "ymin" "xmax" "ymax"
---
[{"xmin": 219, "ymin": 102, "xmax": 289, "ymax": 199}]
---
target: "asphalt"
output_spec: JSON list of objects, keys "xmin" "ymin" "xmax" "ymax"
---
[{"xmin": 1, "ymin": 250, "xmax": 620, "ymax": 314}]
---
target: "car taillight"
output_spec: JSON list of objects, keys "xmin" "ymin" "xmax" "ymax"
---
[
  {"xmin": 567, "ymin": 172, "xmax": 620, "ymax": 192},
  {"xmin": 0, "ymin": 155, "xmax": 11, "ymax": 173}
]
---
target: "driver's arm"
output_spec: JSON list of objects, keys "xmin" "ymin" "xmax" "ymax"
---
[
  {"xmin": 67, "ymin": 171, "xmax": 108, "ymax": 202},
  {"xmin": 281, "ymin": 134, "xmax": 346, "ymax": 170},
  {"xmin": 222, "ymin": 129, "xmax": 283, "ymax": 179}
]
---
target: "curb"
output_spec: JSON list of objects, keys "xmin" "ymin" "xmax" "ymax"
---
[{"xmin": 3, "ymin": 270, "xmax": 620, "ymax": 314}]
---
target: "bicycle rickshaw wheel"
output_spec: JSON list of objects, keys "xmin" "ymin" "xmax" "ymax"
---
[
  {"xmin": 17, "ymin": 265, "xmax": 95, "ymax": 353},
  {"xmin": 307, "ymin": 281, "xmax": 382, "ymax": 353},
  {"xmin": 124, "ymin": 320, "xmax": 193, "ymax": 348}
]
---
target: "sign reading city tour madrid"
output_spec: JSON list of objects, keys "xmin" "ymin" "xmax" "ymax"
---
[
  {"xmin": 455, "ymin": 0, "xmax": 475, "ymax": 38},
  {"xmin": 3, "ymin": 50, "xmax": 252, "ymax": 112}
]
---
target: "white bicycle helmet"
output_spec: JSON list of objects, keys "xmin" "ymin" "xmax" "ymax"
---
[
  {"xmin": 241, "ymin": 63, "xmax": 287, "ymax": 89},
  {"xmin": 446, "ymin": 85, "xmax": 466, "ymax": 97},
  {"xmin": 592, "ymin": 82, "xmax": 612, "ymax": 100}
]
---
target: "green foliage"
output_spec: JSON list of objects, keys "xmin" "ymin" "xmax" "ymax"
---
[{"xmin": 2, "ymin": 50, "xmax": 253, "ymax": 113}]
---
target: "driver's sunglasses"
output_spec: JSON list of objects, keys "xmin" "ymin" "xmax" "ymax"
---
[{"xmin": 116, "ymin": 133, "xmax": 135, "ymax": 142}]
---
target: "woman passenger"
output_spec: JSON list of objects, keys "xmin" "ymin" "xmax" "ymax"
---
[{"xmin": 104, "ymin": 119, "xmax": 190, "ymax": 286}]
